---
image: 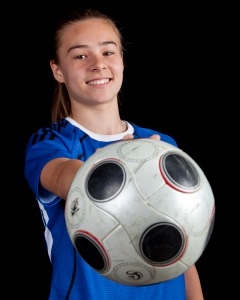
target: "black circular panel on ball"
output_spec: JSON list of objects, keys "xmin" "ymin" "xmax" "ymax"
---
[
  {"xmin": 140, "ymin": 223, "xmax": 184, "ymax": 264},
  {"xmin": 75, "ymin": 234, "xmax": 107, "ymax": 272},
  {"xmin": 87, "ymin": 161, "xmax": 126, "ymax": 201},
  {"xmin": 162, "ymin": 153, "xmax": 199, "ymax": 190}
]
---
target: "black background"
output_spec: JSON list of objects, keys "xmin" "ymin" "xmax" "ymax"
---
[{"xmin": 10, "ymin": 1, "xmax": 236, "ymax": 299}]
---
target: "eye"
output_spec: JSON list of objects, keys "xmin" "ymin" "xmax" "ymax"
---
[
  {"xmin": 103, "ymin": 51, "xmax": 114, "ymax": 56},
  {"xmin": 75, "ymin": 54, "xmax": 87, "ymax": 60}
]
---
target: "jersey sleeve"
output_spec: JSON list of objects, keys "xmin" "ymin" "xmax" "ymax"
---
[
  {"xmin": 131, "ymin": 123, "xmax": 178, "ymax": 147},
  {"xmin": 24, "ymin": 122, "xmax": 83, "ymax": 205}
]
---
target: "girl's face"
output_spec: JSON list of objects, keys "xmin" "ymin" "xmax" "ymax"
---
[{"xmin": 51, "ymin": 18, "xmax": 124, "ymax": 107}]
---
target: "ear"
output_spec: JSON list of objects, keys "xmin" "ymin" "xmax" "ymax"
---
[{"xmin": 50, "ymin": 60, "xmax": 64, "ymax": 83}]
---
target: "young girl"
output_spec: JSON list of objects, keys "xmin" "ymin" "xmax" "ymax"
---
[{"xmin": 24, "ymin": 8, "xmax": 204, "ymax": 300}]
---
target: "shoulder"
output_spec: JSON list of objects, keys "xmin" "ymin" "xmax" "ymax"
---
[
  {"xmin": 28, "ymin": 119, "xmax": 78, "ymax": 143},
  {"xmin": 25, "ymin": 119, "xmax": 87, "ymax": 152},
  {"xmin": 24, "ymin": 119, "xmax": 87, "ymax": 171},
  {"xmin": 130, "ymin": 122, "xmax": 178, "ymax": 147}
]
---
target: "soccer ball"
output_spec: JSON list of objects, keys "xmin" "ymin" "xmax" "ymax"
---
[{"xmin": 65, "ymin": 138, "xmax": 215, "ymax": 286}]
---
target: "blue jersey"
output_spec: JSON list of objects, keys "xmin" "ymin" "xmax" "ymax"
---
[{"xmin": 24, "ymin": 118, "xmax": 185, "ymax": 300}]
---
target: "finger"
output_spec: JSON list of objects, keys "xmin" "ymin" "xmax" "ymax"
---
[
  {"xmin": 150, "ymin": 134, "xmax": 161, "ymax": 140},
  {"xmin": 122, "ymin": 134, "xmax": 134, "ymax": 140}
]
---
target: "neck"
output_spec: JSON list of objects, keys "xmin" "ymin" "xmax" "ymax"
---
[
  {"xmin": 70, "ymin": 96, "xmax": 125, "ymax": 134},
  {"xmin": 70, "ymin": 111, "xmax": 126, "ymax": 135}
]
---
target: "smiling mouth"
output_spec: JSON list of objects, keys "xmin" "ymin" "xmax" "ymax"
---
[{"xmin": 87, "ymin": 78, "xmax": 110, "ymax": 85}]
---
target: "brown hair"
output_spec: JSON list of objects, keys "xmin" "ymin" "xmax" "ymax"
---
[{"xmin": 50, "ymin": 8, "xmax": 124, "ymax": 123}]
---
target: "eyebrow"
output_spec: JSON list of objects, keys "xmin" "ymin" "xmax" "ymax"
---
[{"xmin": 67, "ymin": 41, "xmax": 118, "ymax": 53}]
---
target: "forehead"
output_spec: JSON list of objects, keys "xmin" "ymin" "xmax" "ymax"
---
[{"xmin": 59, "ymin": 18, "xmax": 121, "ymax": 48}]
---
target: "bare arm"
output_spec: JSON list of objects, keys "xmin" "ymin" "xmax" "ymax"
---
[
  {"xmin": 41, "ymin": 158, "xmax": 84, "ymax": 200},
  {"xmin": 185, "ymin": 265, "xmax": 204, "ymax": 300}
]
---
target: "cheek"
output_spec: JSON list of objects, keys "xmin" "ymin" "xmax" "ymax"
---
[
  {"xmin": 113, "ymin": 65, "xmax": 124, "ymax": 87},
  {"xmin": 114, "ymin": 59, "xmax": 124, "ymax": 76},
  {"xmin": 64, "ymin": 67, "xmax": 85, "ymax": 84}
]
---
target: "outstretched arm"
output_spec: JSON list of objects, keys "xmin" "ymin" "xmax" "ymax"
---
[
  {"xmin": 41, "ymin": 158, "xmax": 83, "ymax": 200},
  {"xmin": 40, "ymin": 135, "xmax": 161, "ymax": 200},
  {"xmin": 185, "ymin": 265, "xmax": 204, "ymax": 300}
]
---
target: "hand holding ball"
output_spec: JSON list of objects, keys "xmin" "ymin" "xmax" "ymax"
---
[{"xmin": 65, "ymin": 139, "xmax": 215, "ymax": 285}]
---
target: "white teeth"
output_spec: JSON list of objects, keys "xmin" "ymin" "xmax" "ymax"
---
[{"xmin": 88, "ymin": 79, "xmax": 109, "ymax": 85}]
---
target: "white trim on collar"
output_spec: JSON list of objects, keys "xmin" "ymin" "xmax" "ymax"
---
[{"xmin": 66, "ymin": 117, "xmax": 134, "ymax": 142}]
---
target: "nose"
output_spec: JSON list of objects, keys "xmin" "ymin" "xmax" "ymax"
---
[{"xmin": 89, "ymin": 55, "xmax": 107, "ymax": 71}]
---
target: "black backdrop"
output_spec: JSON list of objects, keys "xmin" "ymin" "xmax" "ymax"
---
[{"xmin": 11, "ymin": 1, "xmax": 235, "ymax": 299}]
